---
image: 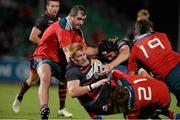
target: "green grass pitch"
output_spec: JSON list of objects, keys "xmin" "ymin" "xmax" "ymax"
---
[{"xmin": 0, "ymin": 84, "xmax": 179, "ymax": 119}]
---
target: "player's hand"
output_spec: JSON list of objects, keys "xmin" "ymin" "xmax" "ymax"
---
[
  {"xmin": 88, "ymin": 78, "xmax": 110, "ymax": 91},
  {"xmin": 96, "ymin": 78, "xmax": 109, "ymax": 86},
  {"xmin": 101, "ymin": 64, "xmax": 113, "ymax": 74}
]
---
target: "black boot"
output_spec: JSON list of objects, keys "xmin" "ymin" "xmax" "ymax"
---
[{"xmin": 40, "ymin": 107, "xmax": 50, "ymax": 119}]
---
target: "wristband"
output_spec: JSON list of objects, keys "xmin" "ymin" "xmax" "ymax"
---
[
  {"xmin": 88, "ymin": 83, "xmax": 96, "ymax": 91},
  {"xmin": 91, "ymin": 83, "xmax": 96, "ymax": 90},
  {"xmin": 87, "ymin": 85, "xmax": 91, "ymax": 91},
  {"xmin": 90, "ymin": 84, "xmax": 93, "ymax": 91}
]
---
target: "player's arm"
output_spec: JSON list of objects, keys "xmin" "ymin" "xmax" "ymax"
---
[
  {"xmin": 29, "ymin": 27, "xmax": 42, "ymax": 44},
  {"xmin": 107, "ymin": 44, "xmax": 130, "ymax": 71},
  {"xmin": 67, "ymin": 79, "xmax": 109, "ymax": 97},
  {"xmin": 86, "ymin": 46, "xmax": 98, "ymax": 56},
  {"xmin": 79, "ymin": 29, "xmax": 98, "ymax": 56},
  {"xmin": 128, "ymin": 49, "xmax": 137, "ymax": 75},
  {"xmin": 29, "ymin": 16, "xmax": 47, "ymax": 44},
  {"xmin": 62, "ymin": 45, "xmax": 71, "ymax": 62},
  {"xmin": 67, "ymin": 80, "xmax": 90, "ymax": 97}
]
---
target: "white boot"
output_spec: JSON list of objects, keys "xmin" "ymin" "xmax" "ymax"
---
[
  {"xmin": 58, "ymin": 108, "xmax": 72, "ymax": 117},
  {"xmin": 12, "ymin": 95, "xmax": 21, "ymax": 113}
]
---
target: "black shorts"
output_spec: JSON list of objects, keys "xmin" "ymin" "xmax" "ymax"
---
[{"xmin": 32, "ymin": 58, "xmax": 66, "ymax": 84}]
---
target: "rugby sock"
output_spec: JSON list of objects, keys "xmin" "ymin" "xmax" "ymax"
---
[
  {"xmin": 17, "ymin": 81, "xmax": 30, "ymax": 101},
  {"xmin": 58, "ymin": 83, "xmax": 67, "ymax": 110}
]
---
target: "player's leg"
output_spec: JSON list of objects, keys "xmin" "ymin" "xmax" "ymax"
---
[
  {"xmin": 58, "ymin": 82, "xmax": 72, "ymax": 117},
  {"xmin": 55, "ymin": 63, "xmax": 72, "ymax": 117},
  {"xmin": 58, "ymin": 83, "xmax": 66, "ymax": 110},
  {"xmin": 158, "ymin": 109, "xmax": 180, "ymax": 119},
  {"xmin": 37, "ymin": 63, "xmax": 52, "ymax": 119},
  {"xmin": 165, "ymin": 63, "xmax": 180, "ymax": 108},
  {"xmin": 12, "ymin": 67, "xmax": 39, "ymax": 113}
]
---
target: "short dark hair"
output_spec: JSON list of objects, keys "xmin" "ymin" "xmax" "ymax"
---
[
  {"xmin": 46, "ymin": 0, "xmax": 60, "ymax": 5},
  {"xmin": 135, "ymin": 19, "xmax": 153, "ymax": 35},
  {"xmin": 98, "ymin": 39, "xmax": 118, "ymax": 62},
  {"xmin": 98, "ymin": 39, "xmax": 117, "ymax": 53},
  {"xmin": 69, "ymin": 5, "xmax": 86, "ymax": 16}
]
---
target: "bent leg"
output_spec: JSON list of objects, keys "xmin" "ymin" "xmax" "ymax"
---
[{"xmin": 12, "ymin": 68, "xmax": 39, "ymax": 113}]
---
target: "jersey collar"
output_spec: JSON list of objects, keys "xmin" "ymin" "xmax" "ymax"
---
[
  {"xmin": 134, "ymin": 32, "xmax": 156, "ymax": 43},
  {"xmin": 65, "ymin": 17, "xmax": 73, "ymax": 30}
]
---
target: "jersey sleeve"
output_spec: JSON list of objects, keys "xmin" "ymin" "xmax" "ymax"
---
[
  {"xmin": 53, "ymin": 22, "xmax": 71, "ymax": 48},
  {"xmin": 35, "ymin": 16, "xmax": 48, "ymax": 32},
  {"xmin": 116, "ymin": 40, "xmax": 126, "ymax": 50},
  {"xmin": 161, "ymin": 33, "xmax": 172, "ymax": 49},
  {"xmin": 66, "ymin": 65, "xmax": 82, "ymax": 81},
  {"xmin": 128, "ymin": 47, "xmax": 138, "ymax": 72}
]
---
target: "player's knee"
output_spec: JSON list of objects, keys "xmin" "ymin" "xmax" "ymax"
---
[
  {"xmin": 27, "ymin": 77, "xmax": 39, "ymax": 86},
  {"xmin": 39, "ymin": 73, "xmax": 51, "ymax": 83}
]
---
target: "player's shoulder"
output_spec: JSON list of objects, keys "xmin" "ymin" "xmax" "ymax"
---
[
  {"xmin": 36, "ymin": 14, "xmax": 49, "ymax": 23},
  {"xmin": 154, "ymin": 32, "xmax": 168, "ymax": 38},
  {"xmin": 116, "ymin": 38, "xmax": 133, "ymax": 49},
  {"xmin": 58, "ymin": 17, "xmax": 71, "ymax": 30},
  {"xmin": 58, "ymin": 17, "xmax": 83, "ymax": 36}
]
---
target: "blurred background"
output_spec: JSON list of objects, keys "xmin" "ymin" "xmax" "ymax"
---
[{"xmin": 0, "ymin": 0, "xmax": 179, "ymax": 82}]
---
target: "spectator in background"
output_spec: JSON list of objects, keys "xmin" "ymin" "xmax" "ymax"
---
[
  {"xmin": 127, "ymin": 9, "xmax": 150, "ymax": 41},
  {"xmin": 136, "ymin": 9, "xmax": 150, "ymax": 21},
  {"xmin": 12, "ymin": 0, "xmax": 72, "ymax": 117},
  {"xmin": 90, "ymin": 27, "xmax": 105, "ymax": 46}
]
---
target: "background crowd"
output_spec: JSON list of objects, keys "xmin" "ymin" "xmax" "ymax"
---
[{"xmin": 0, "ymin": 0, "xmax": 179, "ymax": 57}]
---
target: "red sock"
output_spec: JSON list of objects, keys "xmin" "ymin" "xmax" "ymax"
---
[
  {"xmin": 58, "ymin": 83, "xmax": 67, "ymax": 110},
  {"xmin": 161, "ymin": 109, "xmax": 174, "ymax": 119}
]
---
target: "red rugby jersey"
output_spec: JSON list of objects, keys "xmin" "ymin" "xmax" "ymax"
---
[
  {"xmin": 112, "ymin": 70, "xmax": 170, "ymax": 118},
  {"xmin": 128, "ymin": 32, "xmax": 180, "ymax": 80},
  {"xmin": 33, "ymin": 17, "xmax": 87, "ymax": 63}
]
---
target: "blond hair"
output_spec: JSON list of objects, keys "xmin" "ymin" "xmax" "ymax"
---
[{"xmin": 69, "ymin": 43, "xmax": 85, "ymax": 58}]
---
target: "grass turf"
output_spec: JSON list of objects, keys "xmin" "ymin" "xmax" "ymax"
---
[{"xmin": 0, "ymin": 84, "xmax": 179, "ymax": 119}]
